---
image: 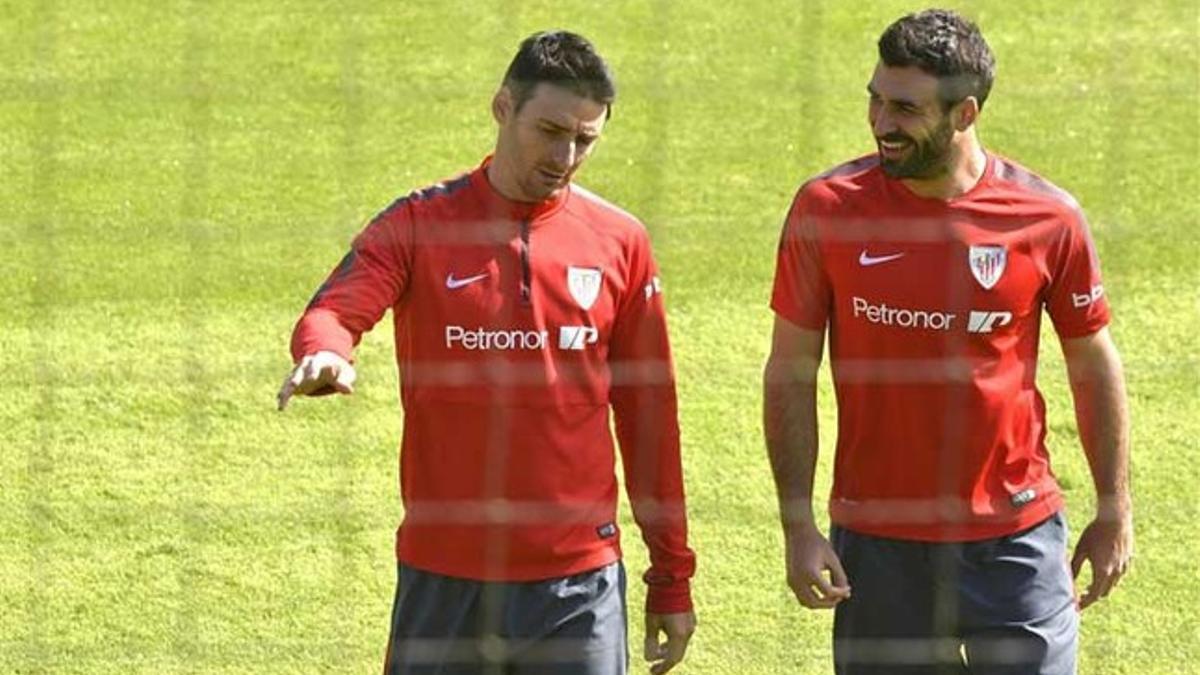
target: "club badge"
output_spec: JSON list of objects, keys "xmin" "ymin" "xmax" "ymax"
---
[
  {"xmin": 567, "ymin": 266, "xmax": 603, "ymax": 310},
  {"xmin": 968, "ymin": 245, "xmax": 1006, "ymax": 290}
]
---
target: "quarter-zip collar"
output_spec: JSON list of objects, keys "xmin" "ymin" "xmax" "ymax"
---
[{"xmin": 471, "ymin": 155, "xmax": 571, "ymax": 225}]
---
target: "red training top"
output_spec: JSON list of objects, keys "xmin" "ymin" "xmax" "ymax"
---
[
  {"xmin": 291, "ymin": 157, "xmax": 695, "ymax": 612},
  {"xmin": 771, "ymin": 152, "xmax": 1110, "ymax": 542}
]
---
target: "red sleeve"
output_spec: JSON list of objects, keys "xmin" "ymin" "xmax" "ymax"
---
[
  {"xmin": 608, "ymin": 225, "xmax": 696, "ymax": 614},
  {"xmin": 1044, "ymin": 205, "xmax": 1110, "ymax": 338},
  {"xmin": 289, "ymin": 200, "xmax": 414, "ymax": 364},
  {"xmin": 770, "ymin": 185, "xmax": 832, "ymax": 329}
]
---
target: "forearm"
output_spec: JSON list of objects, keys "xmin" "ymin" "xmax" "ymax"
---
[
  {"xmin": 613, "ymin": 387, "xmax": 695, "ymax": 613},
  {"xmin": 1065, "ymin": 332, "xmax": 1131, "ymax": 519},
  {"xmin": 291, "ymin": 215, "xmax": 410, "ymax": 364},
  {"xmin": 1059, "ymin": 329, "xmax": 1135, "ymax": 608},
  {"xmin": 763, "ymin": 356, "xmax": 821, "ymax": 530},
  {"xmin": 291, "ymin": 307, "xmax": 358, "ymax": 362}
]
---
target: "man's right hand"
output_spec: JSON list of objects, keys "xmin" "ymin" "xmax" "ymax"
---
[
  {"xmin": 784, "ymin": 523, "xmax": 851, "ymax": 609},
  {"xmin": 277, "ymin": 351, "xmax": 356, "ymax": 410}
]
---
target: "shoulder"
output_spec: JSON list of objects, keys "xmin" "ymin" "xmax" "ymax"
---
[
  {"xmin": 353, "ymin": 170, "xmax": 478, "ymax": 253},
  {"xmin": 566, "ymin": 184, "xmax": 649, "ymax": 242},
  {"xmin": 364, "ymin": 169, "xmax": 478, "ymax": 237},
  {"xmin": 792, "ymin": 154, "xmax": 882, "ymax": 214},
  {"xmin": 987, "ymin": 154, "xmax": 1087, "ymax": 223},
  {"xmin": 399, "ymin": 170, "xmax": 476, "ymax": 213}
]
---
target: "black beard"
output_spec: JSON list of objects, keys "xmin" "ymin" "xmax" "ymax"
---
[{"xmin": 879, "ymin": 118, "xmax": 955, "ymax": 180}]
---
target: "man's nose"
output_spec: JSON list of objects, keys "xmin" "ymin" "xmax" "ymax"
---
[{"xmin": 550, "ymin": 139, "xmax": 575, "ymax": 168}]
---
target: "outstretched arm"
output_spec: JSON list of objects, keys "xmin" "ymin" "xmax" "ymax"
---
[
  {"xmin": 1061, "ymin": 326, "xmax": 1133, "ymax": 609},
  {"xmin": 276, "ymin": 203, "xmax": 411, "ymax": 410}
]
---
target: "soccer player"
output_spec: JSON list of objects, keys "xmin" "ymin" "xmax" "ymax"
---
[
  {"xmin": 277, "ymin": 31, "xmax": 696, "ymax": 675},
  {"xmin": 764, "ymin": 9, "xmax": 1132, "ymax": 674}
]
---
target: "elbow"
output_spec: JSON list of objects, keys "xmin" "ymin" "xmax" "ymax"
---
[{"xmin": 764, "ymin": 354, "xmax": 820, "ymax": 388}]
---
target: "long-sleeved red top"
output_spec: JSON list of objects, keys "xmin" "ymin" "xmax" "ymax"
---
[{"xmin": 291, "ymin": 158, "xmax": 695, "ymax": 612}]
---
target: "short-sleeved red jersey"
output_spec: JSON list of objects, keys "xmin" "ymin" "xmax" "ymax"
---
[
  {"xmin": 771, "ymin": 153, "xmax": 1109, "ymax": 541},
  {"xmin": 291, "ymin": 158, "xmax": 694, "ymax": 612}
]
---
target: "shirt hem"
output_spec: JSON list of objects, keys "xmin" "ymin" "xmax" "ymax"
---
[
  {"xmin": 396, "ymin": 547, "xmax": 622, "ymax": 583},
  {"xmin": 830, "ymin": 493, "xmax": 1064, "ymax": 542}
]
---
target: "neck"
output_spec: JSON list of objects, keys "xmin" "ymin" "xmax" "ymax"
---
[
  {"xmin": 485, "ymin": 153, "xmax": 529, "ymax": 203},
  {"xmin": 901, "ymin": 131, "xmax": 987, "ymax": 200}
]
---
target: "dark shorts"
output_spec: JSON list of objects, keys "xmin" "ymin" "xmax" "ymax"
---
[
  {"xmin": 831, "ymin": 512, "xmax": 1078, "ymax": 675},
  {"xmin": 383, "ymin": 561, "xmax": 628, "ymax": 675}
]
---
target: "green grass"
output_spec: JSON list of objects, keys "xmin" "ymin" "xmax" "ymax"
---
[{"xmin": 3, "ymin": 1, "xmax": 1198, "ymax": 673}]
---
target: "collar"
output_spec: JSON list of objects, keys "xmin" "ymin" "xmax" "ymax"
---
[
  {"xmin": 884, "ymin": 150, "xmax": 996, "ymax": 206},
  {"xmin": 469, "ymin": 155, "xmax": 571, "ymax": 222}
]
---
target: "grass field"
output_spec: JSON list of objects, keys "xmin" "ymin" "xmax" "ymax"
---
[{"xmin": 3, "ymin": 1, "xmax": 1198, "ymax": 673}]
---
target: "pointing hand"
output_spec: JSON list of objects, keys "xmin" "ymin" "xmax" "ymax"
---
[{"xmin": 277, "ymin": 351, "xmax": 357, "ymax": 410}]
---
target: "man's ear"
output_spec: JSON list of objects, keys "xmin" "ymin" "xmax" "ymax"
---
[
  {"xmin": 493, "ymin": 87, "xmax": 513, "ymax": 125},
  {"xmin": 954, "ymin": 96, "xmax": 980, "ymax": 131}
]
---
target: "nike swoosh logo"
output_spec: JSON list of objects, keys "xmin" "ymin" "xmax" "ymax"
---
[
  {"xmin": 858, "ymin": 250, "xmax": 905, "ymax": 266},
  {"xmin": 445, "ymin": 272, "xmax": 489, "ymax": 289}
]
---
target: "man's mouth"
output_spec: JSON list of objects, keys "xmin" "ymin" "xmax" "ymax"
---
[
  {"xmin": 877, "ymin": 138, "xmax": 912, "ymax": 156},
  {"xmin": 537, "ymin": 168, "xmax": 566, "ymax": 182}
]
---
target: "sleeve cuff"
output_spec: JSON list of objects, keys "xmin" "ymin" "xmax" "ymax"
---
[
  {"xmin": 290, "ymin": 308, "xmax": 356, "ymax": 363},
  {"xmin": 645, "ymin": 579, "xmax": 693, "ymax": 614}
]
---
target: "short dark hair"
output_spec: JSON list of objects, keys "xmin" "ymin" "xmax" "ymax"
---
[
  {"xmin": 502, "ymin": 31, "xmax": 616, "ymax": 116},
  {"xmin": 878, "ymin": 9, "xmax": 996, "ymax": 110}
]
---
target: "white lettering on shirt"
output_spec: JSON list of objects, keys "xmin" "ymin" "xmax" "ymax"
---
[
  {"xmin": 851, "ymin": 296, "xmax": 957, "ymax": 331},
  {"xmin": 445, "ymin": 325, "xmax": 548, "ymax": 351}
]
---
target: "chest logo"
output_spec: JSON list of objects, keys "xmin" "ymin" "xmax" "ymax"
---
[
  {"xmin": 446, "ymin": 272, "xmax": 489, "ymax": 289},
  {"xmin": 567, "ymin": 266, "xmax": 603, "ymax": 310},
  {"xmin": 858, "ymin": 250, "xmax": 905, "ymax": 267},
  {"xmin": 968, "ymin": 245, "xmax": 1006, "ymax": 290}
]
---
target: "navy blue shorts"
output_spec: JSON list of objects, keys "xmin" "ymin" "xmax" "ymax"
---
[
  {"xmin": 383, "ymin": 562, "xmax": 628, "ymax": 675},
  {"xmin": 831, "ymin": 512, "xmax": 1078, "ymax": 675}
]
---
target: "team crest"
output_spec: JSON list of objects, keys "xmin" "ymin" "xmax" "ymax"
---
[
  {"xmin": 968, "ymin": 245, "xmax": 1006, "ymax": 290},
  {"xmin": 567, "ymin": 266, "xmax": 603, "ymax": 310}
]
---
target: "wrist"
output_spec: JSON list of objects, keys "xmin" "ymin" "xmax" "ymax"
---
[
  {"xmin": 778, "ymin": 498, "xmax": 817, "ymax": 533},
  {"xmin": 646, "ymin": 579, "xmax": 692, "ymax": 614},
  {"xmin": 781, "ymin": 518, "xmax": 822, "ymax": 539},
  {"xmin": 1095, "ymin": 494, "xmax": 1133, "ymax": 522}
]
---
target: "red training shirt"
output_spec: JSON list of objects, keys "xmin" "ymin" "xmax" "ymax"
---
[
  {"xmin": 771, "ymin": 152, "xmax": 1110, "ymax": 541},
  {"xmin": 291, "ymin": 158, "xmax": 694, "ymax": 612}
]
